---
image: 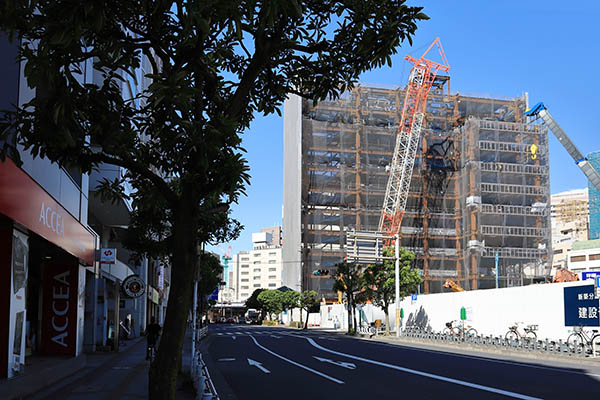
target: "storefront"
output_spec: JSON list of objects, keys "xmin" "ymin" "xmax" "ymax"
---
[{"xmin": 0, "ymin": 159, "xmax": 95, "ymax": 378}]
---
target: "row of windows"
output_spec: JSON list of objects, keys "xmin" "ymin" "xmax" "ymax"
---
[
  {"xmin": 240, "ymin": 262, "xmax": 278, "ymax": 267},
  {"xmin": 240, "ymin": 275, "xmax": 278, "ymax": 280},
  {"xmin": 571, "ymin": 254, "xmax": 600, "ymax": 262},
  {"xmin": 240, "ymin": 283, "xmax": 278, "ymax": 290},
  {"xmin": 240, "ymin": 252, "xmax": 279, "ymax": 262}
]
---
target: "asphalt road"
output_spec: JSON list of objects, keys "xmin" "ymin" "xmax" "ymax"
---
[{"xmin": 204, "ymin": 324, "xmax": 600, "ymax": 400}]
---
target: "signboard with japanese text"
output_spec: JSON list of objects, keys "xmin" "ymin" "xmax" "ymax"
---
[
  {"xmin": 100, "ymin": 248, "xmax": 116, "ymax": 264},
  {"xmin": 564, "ymin": 285, "xmax": 600, "ymax": 327}
]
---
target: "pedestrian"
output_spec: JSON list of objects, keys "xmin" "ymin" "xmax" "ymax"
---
[{"xmin": 145, "ymin": 317, "xmax": 162, "ymax": 360}]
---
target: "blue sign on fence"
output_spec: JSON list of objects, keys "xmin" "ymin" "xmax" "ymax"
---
[
  {"xmin": 208, "ymin": 288, "xmax": 219, "ymax": 301},
  {"xmin": 582, "ymin": 271, "xmax": 600, "ymax": 281},
  {"xmin": 564, "ymin": 285, "xmax": 600, "ymax": 327}
]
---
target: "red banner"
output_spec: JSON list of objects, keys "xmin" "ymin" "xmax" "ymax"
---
[
  {"xmin": 41, "ymin": 262, "xmax": 78, "ymax": 356},
  {"xmin": 0, "ymin": 159, "xmax": 95, "ymax": 265}
]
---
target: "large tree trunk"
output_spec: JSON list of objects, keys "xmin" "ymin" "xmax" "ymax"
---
[{"xmin": 149, "ymin": 204, "xmax": 198, "ymax": 400}]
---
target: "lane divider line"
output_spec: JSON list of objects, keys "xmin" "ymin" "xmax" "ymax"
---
[
  {"xmin": 248, "ymin": 335, "xmax": 344, "ymax": 384},
  {"xmin": 304, "ymin": 337, "xmax": 540, "ymax": 400}
]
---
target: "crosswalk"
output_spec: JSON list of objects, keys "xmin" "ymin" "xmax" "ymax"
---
[{"xmin": 212, "ymin": 329, "xmax": 339, "ymax": 341}]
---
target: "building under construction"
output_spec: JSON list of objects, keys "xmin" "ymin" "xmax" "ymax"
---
[{"xmin": 282, "ymin": 80, "xmax": 551, "ymax": 296}]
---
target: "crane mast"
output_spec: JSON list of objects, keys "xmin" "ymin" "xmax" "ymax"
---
[{"xmin": 379, "ymin": 38, "xmax": 450, "ymax": 237}]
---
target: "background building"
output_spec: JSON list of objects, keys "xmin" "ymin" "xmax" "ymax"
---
[
  {"xmin": 589, "ymin": 151, "xmax": 600, "ymax": 240},
  {"xmin": 230, "ymin": 229, "xmax": 283, "ymax": 302},
  {"xmin": 283, "ymin": 82, "xmax": 551, "ymax": 297},
  {"xmin": 550, "ymin": 188, "xmax": 589, "ymax": 269},
  {"xmin": 567, "ymin": 239, "xmax": 600, "ymax": 276}
]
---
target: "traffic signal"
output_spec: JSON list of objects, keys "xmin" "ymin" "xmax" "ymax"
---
[{"xmin": 313, "ymin": 269, "xmax": 330, "ymax": 276}]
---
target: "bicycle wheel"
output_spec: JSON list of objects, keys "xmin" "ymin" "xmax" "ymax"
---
[
  {"xmin": 466, "ymin": 328, "xmax": 478, "ymax": 338},
  {"xmin": 442, "ymin": 327, "xmax": 453, "ymax": 335},
  {"xmin": 524, "ymin": 331, "xmax": 536, "ymax": 344},
  {"xmin": 505, "ymin": 330, "xmax": 518, "ymax": 343},
  {"xmin": 567, "ymin": 333, "xmax": 584, "ymax": 352}
]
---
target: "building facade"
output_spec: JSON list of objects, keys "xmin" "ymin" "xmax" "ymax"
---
[
  {"xmin": 230, "ymin": 230, "xmax": 283, "ymax": 302},
  {"xmin": 550, "ymin": 188, "xmax": 589, "ymax": 269},
  {"xmin": 567, "ymin": 239, "xmax": 600, "ymax": 276},
  {"xmin": 589, "ymin": 151, "xmax": 600, "ymax": 240},
  {"xmin": 283, "ymin": 82, "xmax": 551, "ymax": 297}
]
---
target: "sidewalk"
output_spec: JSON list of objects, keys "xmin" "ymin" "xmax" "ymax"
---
[{"xmin": 2, "ymin": 334, "xmax": 196, "ymax": 400}]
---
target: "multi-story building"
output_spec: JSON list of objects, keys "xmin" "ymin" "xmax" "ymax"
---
[
  {"xmin": 550, "ymin": 188, "xmax": 589, "ymax": 269},
  {"xmin": 567, "ymin": 239, "xmax": 600, "ymax": 276},
  {"xmin": 230, "ymin": 230, "xmax": 283, "ymax": 302},
  {"xmin": 589, "ymin": 151, "xmax": 600, "ymax": 240},
  {"xmin": 283, "ymin": 82, "xmax": 551, "ymax": 297}
]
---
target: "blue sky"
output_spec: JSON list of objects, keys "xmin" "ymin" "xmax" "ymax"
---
[{"xmin": 209, "ymin": 1, "xmax": 600, "ymax": 258}]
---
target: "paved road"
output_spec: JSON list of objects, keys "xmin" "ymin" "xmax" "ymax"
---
[{"xmin": 204, "ymin": 324, "xmax": 600, "ymax": 400}]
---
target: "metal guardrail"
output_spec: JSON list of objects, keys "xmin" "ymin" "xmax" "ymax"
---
[
  {"xmin": 398, "ymin": 327, "xmax": 597, "ymax": 358},
  {"xmin": 191, "ymin": 326, "xmax": 219, "ymax": 400}
]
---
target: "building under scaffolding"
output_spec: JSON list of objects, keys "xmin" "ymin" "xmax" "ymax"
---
[{"xmin": 282, "ymin": 81, "xmax": 551, "ymax": 297}]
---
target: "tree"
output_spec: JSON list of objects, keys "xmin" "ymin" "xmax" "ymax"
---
[
  {"xmin": 299, "ymin": 290, "xmax": 318, "ymax": 329},
  {"xmin": 257, "ymin": 290, "xmax": 284, "ymax": 321},
  {"xmin": 281, "ymin": 290, "xmax": 301, "ymax": 323},
  {"xmin": 365, "ymin": 247, "xmax": 421, "ymax": 335},
  {"xmin": 197, "ymin": 252, "xmax": 223, "ymax": 327},
  {"xmin": 332, "ymin": 262, "xmax": 365, "ymax": 334},
  {"xmin": 0, "ymin": 2, "xmax": 427, "ymax": 398},
  {"xmin": 245, "ymin": 288, "xmax": 266, "ymax": 311}
]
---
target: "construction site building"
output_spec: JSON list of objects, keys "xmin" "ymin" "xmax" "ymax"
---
[{"xmin": 282, "ymin": 81, "xmax": 551, "ymax": 297}]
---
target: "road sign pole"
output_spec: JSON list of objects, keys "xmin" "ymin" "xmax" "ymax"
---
[{"xmin": 395, "ymin": 234, "xmax": 400, "ymax": 338}]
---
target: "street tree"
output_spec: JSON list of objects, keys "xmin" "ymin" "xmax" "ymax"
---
[
  {"xmin": 0, "ymin": 2, "xmax": 427, "ymax": 398},
  {"xmin": 365, "ymin": 247, "xmax": 421, "ymax": 335},
  {"xmin": 257, "ymin": 290, "xmax": 284, "ymax": 321},
  {"xmin": 281, "ymin": 290, "xmax": 301, "ymax": 321},
  {"xmin": 332, "ymin": 262, "xmax": 365, "ymax": 334},
  {"xmin": 299, "ymin": 290, "xmax": 319, "ymax": 329},
  {"xmin": 197, "ymin": 252, "xmax": 223, "ymax": 327}
]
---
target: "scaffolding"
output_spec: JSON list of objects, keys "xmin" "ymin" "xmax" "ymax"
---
[{"xmin": 294, "ymin": 81, "xmax": 551, "ymax": 296}]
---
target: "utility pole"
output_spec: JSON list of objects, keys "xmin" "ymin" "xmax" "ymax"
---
[
  {"xmin": 495, "ymin": 252, "xmax": 499, "ymax": 289},
  {"xmin": 395, "ymin": 234, "xmax": 400, "ymax": 338}
]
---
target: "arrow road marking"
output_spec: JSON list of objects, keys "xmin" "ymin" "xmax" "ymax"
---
[
  {"xmin": 248, "ymin": 358, "xmax": 271, "ymax": 374},
  {"xmin": 249, "ymin": 335, "xmax": 344, "ymax": 384},
  {"xmin": 303, "ymin": 338, "xmax": 540, "ymax": 400},
  {"xmin": 313, "ymin": 356, "xmax": 356, "ymax": 370}
]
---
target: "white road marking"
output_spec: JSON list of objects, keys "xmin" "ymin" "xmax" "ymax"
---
[
  {"xmin": 248, "ymin": 358, "xmax": 271, "ymax": 373},
  {"xmin": 270, "ymin": 335, "xmax": 282, "ymax": 339},
  {"xmin": 248, "ymin": 335, "xmax": 344, "ymax": 384},
  {"xmin": 304, "ymin": 338, "xmax": 540, "ymax": 400},
  {"xmin": 218, "ymin": 358, "xmax": 236, "ymax": 362},
  {"xmin": 367, "ymin": 340, "xmax": 600, "ymax": 378},
  {"xmin": 217, "ymin": 333, "xmax": 223, "ymax": 336},
  {"xmin": 313, "ymin": 356, "xmax": 356, "ymax": 370},
  {"xmin": 232, "ymin": 336, "xmax": 236, "ymax": 340}
]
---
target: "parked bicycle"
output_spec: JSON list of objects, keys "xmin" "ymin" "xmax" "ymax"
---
[
  {"xmin": 443, "ymin": 320, "xmax": 477, "ymax": 338},
  {"xmin": 505, "ymin": 322, "xmax": 537, "ymax": 343},
  {"xmin": 567, "ymin": 326, "xmax": 600, "ymax": 353}
]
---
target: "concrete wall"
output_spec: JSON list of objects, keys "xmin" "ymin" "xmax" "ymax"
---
[{"xmin": 320, "ymin": 281, "xmax": 595, "ymax": 341}]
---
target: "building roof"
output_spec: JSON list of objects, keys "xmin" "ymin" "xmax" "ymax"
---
[{"xmin": 572, "ymin": 239, "xmax": 600, "ymax": 251}]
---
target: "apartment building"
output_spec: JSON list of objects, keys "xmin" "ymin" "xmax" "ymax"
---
[
  {"xmin": 550, "ymin": 188, "xmax": 589, "ymax": 269},
  {"xmin": 230, "ymin": 230, "xmax": 283, "ymax": 302}
]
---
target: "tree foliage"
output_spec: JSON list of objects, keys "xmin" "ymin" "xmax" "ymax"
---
[
  {"xmin": 257, "ymin": 289, "xmax": 284, "ymax": 320},
  {"xmin": 364, "ymin": 247, "xmax": 421, "ymax": 334},
  {"xmin": 299, "ymin": 290, "xmax": 319, "ymax": 329},
  {"xmin": 0, "ymin": 2, "xmax": 427, "ymax": 398},
  {"xmin": 245, "ymin": 288, "xmax": 266, "ymax": 311},
  {"xmin": 332, "ymin": 262, "xmax": 365, "ymax": 334}
]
